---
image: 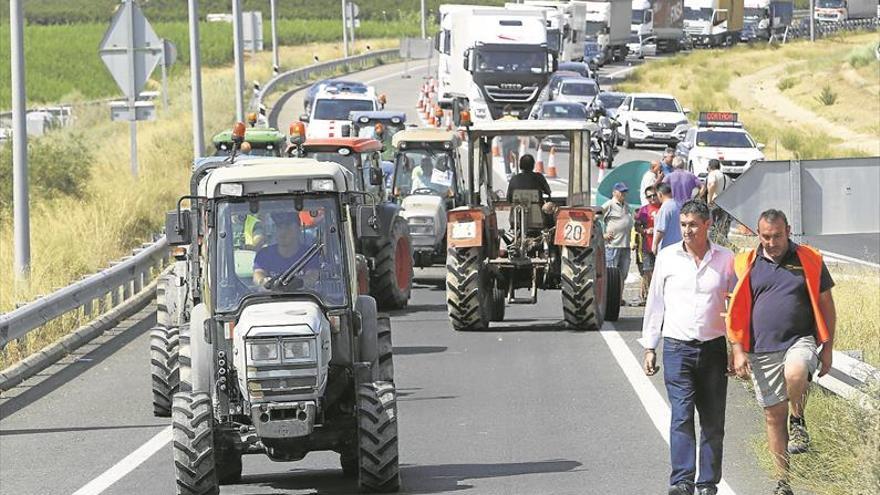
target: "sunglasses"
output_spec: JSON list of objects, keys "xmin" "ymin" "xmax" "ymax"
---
[{"xmin": 646, "ymin": 194, "xmax": 657, "ymax": 199}]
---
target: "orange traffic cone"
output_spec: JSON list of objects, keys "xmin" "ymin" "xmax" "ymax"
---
[
  {"xmin": 535, "ymin": 147, "xmax": 545, "ymax": 174},
  {"xmin": 546, "ymin": 147, "xmax": 558, "ymax": 178}
]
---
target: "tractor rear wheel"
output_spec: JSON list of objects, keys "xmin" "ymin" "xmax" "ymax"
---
[
  {"xmin": 604, "ymin": 265, "xmax": 622, "ymax": 322},
  {"xmin": 377, "ymin": 316, "xmax": 395, "ymax": 383},
  {"xmin": 172, "ymin": 392, "xmax": 219, "ymax": 495},
  {"xmin": 371, "ymin": 219, "xmax": 413, "ymax": 310},
  {"xmin": 357, "ymin": 382, "xmax": 400, "ymax": 493},
  {"xmin": 178, "ymin": 323, "xmax": 192, "ymax": 393},
  {"xmin": 446, "ymin": 247, "xmax": 490, "ymax": 331},
  {"xmin": 150, "ymin": 326, "xmax": 175, "ymax": 417},
  {"xmin": 157, "ymin": 276, "xmax": 171, "ymax": 328},
  {"xmin": 561, "ymin": 223, "xmax": 606, "ymax": 330}
]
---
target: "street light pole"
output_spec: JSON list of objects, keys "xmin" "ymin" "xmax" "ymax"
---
[
  {"xmin": 10, "ymin": 0, "xmax": 30, "ymax": 283},
  {"xmin": 269, "ymin": 0, "xmax": 279, "ymax": 73},
  {"xmin": 232, "ymin": 0, "xmax": 245, "ymax": 121},
  {"xmin": 188, "ymin": 0, "xmax": 205, "ymax": 158},
  {"xmin": 421, "ymin": 0, "xmax": 426, "ymax": 39},
  {"xmin": 341, "ymin": 0, "xmax": 349, "ymax": 57},
  {"xmin": 809, "ymin": 0, "xmax": 816, "ymax": 41}
]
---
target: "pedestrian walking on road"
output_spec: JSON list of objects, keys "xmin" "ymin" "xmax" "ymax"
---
[
  {"xmin": 635, "ymin": 185, "xmax": 661, "ymax": 305},
  {"xmin": 640, "ymin": 160, "xmax": 663, "ymax": 205},
  {"xmin": 602, "ymin": 182, "xmax": 634, "ymax": 306},
  {"xmin": 727, "ymin": 209, "xmax": 837, "ymax": 495},
  {"xmin": 641, "ymin": 200, "xmax": 737, "ymax": 495},
  {"xmin": 664, "ymin": 157, "xmax": 703, "ymax": 207},
  {"xmin": 705, "ymin": 159, "xmax": 731, "ymax": 244},
  {"xmin": 652, "ymin": 183, "xmax": 681, "ymax": 254}
]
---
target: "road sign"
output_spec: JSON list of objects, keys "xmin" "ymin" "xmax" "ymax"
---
[
  {"xmin": 163, "ymin": 39, "xmax": 177, "ymax": 67},
  {"xmin": 242, "ymin": 11, "xmax": 264, "ymax": 52},
  {"xmin": 98, "ymin": 0, "xmax": 163, "ymax": 101},
  {"xmin": 716, "ymin": 157, "xmax": 880, "ymax": 236}
]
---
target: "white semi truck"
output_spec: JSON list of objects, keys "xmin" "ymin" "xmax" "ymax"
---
[
  {"xmin": 584, "ymin": 0, "xmax": 633, "ymax": 62},
  {"xmin": 814, "ymin": 0, "xmax": 876, "ymax": 23},
  {"xmin": 437, "ymin": 6, "xmax": 555, "ymax": 121},
  {"xmin": 631, "ymin": 0, "xmax": 686, "ymax": 52},
  {"xmin": 523, "ymin": 0, "xmax": 589, "ymax": 62},
  {"xmin": 684, "ymin": 0, "xmax": 744, "ymax": 47},
  {"xmin": 743, "ymin": 0, "xmax": 793, "ymax": 41}
]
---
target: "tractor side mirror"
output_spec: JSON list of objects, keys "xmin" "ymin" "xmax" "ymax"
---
[
  {"xmin": 356, "ymin": 206, "xmax": 380, "ymax": 238},
  {"xmin": 299, "ymin": 113, "xmax": 310, "ymax": 122},
  {"xmin": 369, "ymin": 166, "xmax": 383, "ymax": 186},
  {"xmin": 165, "ymin": 209, "xmax": 191, "ymax": 246}
]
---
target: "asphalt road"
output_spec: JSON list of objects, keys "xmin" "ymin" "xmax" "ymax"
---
[{"xmin": 2, "ymin": 58, "xmax": 787, "ymax": 495}]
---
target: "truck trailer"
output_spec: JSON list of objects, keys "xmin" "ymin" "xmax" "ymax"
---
[{"xmin": 684, "ymin": 0, "xmax": 744, "ymax": 47}]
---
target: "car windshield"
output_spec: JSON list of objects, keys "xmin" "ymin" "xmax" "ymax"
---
[
  {"xmin": 632, "ymin": 97, "xmax": 680, "ymax": 112},
  {"xmin": 304, "ymin": 151, "xmax": 374, "ymax": 190},
  {"xmin": 393, "ymin": 149, "xmax": 457, "ymax": 198},
  {"xmin": 743, "ymin": 7, "xmax": 764, "ymax": 18},
  {"xmin": 632, "ymin": 9, "xmax": 645, "ymax": 23},
  {"xmin": 559, "ymin": 64, "xmax": 589, "ymax": 78},
  {"xmin": 817, "ymin": 0, "xmax": 844, "ymax": 7},
  {"xmin": 685, "ymin": 8, "xmax": 713, "ymax": 21},
  {"xmin": 598, "ymin": 93, "xmax": 625, "ymax": 109},
  {"xmin": 214, "ymin": 196, "xmax": 347, "ymax": 311},
  {"xmin": 313, "ymin": 99, "xmax": 375, "ymax": 120},
  {"xmin": 542, "ymin": 104, "xmax": 587, "ymax": 119},
  {"xmin": 561, "ymin": 81, "xmax": 598, "ymax": 96},
  {"xmin": 697, "ymin": 130, "xmax": 755, "ymax": 148},
  {"xmin": 475, "ymin": 49, "xmax": 546, "ymax": 73}
]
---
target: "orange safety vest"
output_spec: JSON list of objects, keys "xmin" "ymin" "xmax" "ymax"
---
[{"xmin": 726, "ymin": 244, "xmax": 831, "ymax": 352}]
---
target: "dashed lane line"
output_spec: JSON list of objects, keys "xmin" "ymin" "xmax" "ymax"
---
[{"xmin": 71, "ymin": 426, "xmax": 171, "ymax": 495}]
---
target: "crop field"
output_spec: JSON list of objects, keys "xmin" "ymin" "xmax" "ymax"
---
[{"xmin": 0, "ymin": 19, "xmax": 420, "ymax": 105}]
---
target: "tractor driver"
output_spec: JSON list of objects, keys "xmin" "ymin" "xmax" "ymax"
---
[
  {"xmin": 253, "ymin": 212, "xmax": 321, "ymax": 288},
  {"xmin": 506, "ymin": 154, "xmax": 551, "ymax": 202}
]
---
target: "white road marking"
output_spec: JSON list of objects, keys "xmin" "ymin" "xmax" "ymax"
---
[
  {"xmin": 71, "ymin": 426, "xmax": 172, "ymax": 495},
  {"xmin": 599, "ymin": 327, "xmax": 738, "ymax": 495},
  {"xmin": 605, "ymin": 65, "xmax": 639, "ymax": 79}
]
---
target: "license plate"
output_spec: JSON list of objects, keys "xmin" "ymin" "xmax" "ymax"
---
[{"xmin": 451, "ymin": 222, "xmax": 476, "ymax": 240}]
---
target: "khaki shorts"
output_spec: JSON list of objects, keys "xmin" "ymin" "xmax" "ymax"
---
[{"xmin": 748, "ymin": 336, "xmax": 819, "ymax": 408}]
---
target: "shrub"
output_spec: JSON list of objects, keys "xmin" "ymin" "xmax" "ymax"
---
[
  {"xmin": 777, "ymin": 77, "xmax": 797, "ymax": 91},
  {"xmin": 847, "ymin": 42, "xmax": 880, "ymax": 68},
  {"xmin": 816, "ymin": 85, "xmax": 838, "ymax": 106}
]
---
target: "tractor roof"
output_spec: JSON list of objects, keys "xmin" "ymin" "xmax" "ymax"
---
[
  {"xmin": 301, "ymin": 137, "xmax": 383, "ymax": 153},
  {"xmin": 212, "ymin": 127, "xmax": 286, "ymax": 144},
  {"xmin": 201, "ymin": 158, "xmax": 353, "ymax": 198},
  {"xmin": 392, "ymin": 128, "xmax": 461, "ymax": 147},
  {"xmin": 465, "ymin": 119, "xmax": 596, "ymax": 137}
]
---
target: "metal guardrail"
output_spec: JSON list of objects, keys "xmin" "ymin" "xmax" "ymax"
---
[
  {"xmin": 253, "ymin": 48, "xmax": 398, "ymax": 115},
  {"xmin": 782, "ymin": 17, "xmax": 878, "ymax": 41},
  {"xmin": 0, "ymin": 237, "xmax": 168, "ymax": 349}
]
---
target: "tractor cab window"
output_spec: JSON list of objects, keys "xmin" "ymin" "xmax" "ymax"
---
[
  {"xmin": 393, "ymin": 149, "xmax": 457, "ymax": 199},
  {"xmin": 214, "ymin": 196, "xmax": 347, "ymax": 311}
]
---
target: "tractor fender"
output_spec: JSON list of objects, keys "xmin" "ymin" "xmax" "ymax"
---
[
  {"xmin": 188, "ymin": 303, "xmax": 214, "ymax": 394},
  {"xmin": 374, "ymin": 202, "xmax": 403, "ymax": 242}
]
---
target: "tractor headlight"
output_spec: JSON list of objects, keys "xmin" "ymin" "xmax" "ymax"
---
[
  {"xmin": 310, "ymin": 178, "xmax": 336, "ymax": 191},
  {"xmin": 281, "ymin": 338, "xmax": 316, "ymax": 363},
  {"xmin": 248, "ymin": 340, "xmax": 279, "ymax": 362}
]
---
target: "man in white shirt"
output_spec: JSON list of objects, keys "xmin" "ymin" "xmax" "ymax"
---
[
  {"xmin": 640, "ymin": 200, "xmax": 737, "ymax": 495},
  {"xmin": 640, "ymin": 160, "xmax": 662, "ymax": 205}
]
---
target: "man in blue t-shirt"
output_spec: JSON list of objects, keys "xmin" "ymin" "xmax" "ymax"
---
[
  {"xmin": 652, "ymin": 182, "xmax": 682, "ymax": 254},
  {"xmin": 253, "ymin": 212, "xmax": 320, "ymax": 287}
]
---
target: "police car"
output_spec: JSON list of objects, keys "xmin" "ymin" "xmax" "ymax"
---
[
  {"xmin": 300, "ymin": 86, "xmax": 385, "ymax": 139},
  {"xmin": 676, "ymin": 112, "xmax": 766, "ymax": 179}
]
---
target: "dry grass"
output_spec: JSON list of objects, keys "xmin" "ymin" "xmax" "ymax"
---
[
  {"xmin": 0, "ymin": 39, "xmax": 395, "ymax": 369},
  {"xmin": 615, "ymin": 32, "xmax": 880, "ymax": 159}
]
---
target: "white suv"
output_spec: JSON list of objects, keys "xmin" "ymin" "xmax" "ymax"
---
[
  {"xmin": 301, "ymin": 87, "xmax": 381, "ymax": 139},
  {"xmin": 616, "ymin": 93, "xmax": 690, "ymax": 148}
]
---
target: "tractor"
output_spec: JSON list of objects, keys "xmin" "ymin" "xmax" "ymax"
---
[
  {"xmin": 445, "ymin": 117, "xmax": 621, "ymax": 331},
  {"xmin": 390, "ymin": 128, "xmax": 466, "ymax": 268},
  {"xmin": 165, "ymin": 151, "xmax": 400, "ymax": 493},
  {"xmin": 212, "ymin": 125, "xmax": 287, "ymax": 157},
  {"xmin": 349, "ymin": 111, "xmax": 407, "ymax": 160},
  {"xmin": 288, "ymin": 123, "xmax": 414, "ymax": 310}
]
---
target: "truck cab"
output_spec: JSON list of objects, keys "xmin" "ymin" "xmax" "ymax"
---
[{"xmin": 684, "ymin": 0, "xmax": 744, "ymax": 47}]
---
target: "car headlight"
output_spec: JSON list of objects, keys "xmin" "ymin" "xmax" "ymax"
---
[
  {"xmin": 281, "ymin": 338, "xmax": 316, "ymax": 363},
  {"xmin": 248, "ymin": 340, "xmax": 279, "ymax": 362}
]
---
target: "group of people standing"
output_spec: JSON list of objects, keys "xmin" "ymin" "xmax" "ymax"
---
[{"xmin": 600, "ymin": 150, "xmax": 837, "ymax": 495}]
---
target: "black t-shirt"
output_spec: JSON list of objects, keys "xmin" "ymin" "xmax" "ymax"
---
[
  {"xmin": 506, "ymin": 171, "xmax": 551, "ymax": 202},
  {"xmin": 749, "ymin": 242, "xmax": 834, "ymax": 353}
]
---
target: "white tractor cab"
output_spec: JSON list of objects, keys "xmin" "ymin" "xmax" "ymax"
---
[
  {"xmin": 445, "ymin": 115, "xmax": 621, "ymax": 331},
  {"xmin": 436, "ymin": 5, "xmax": 556, "ymax": 121},
  {"xmin": 300, "ymin": 85, "xmax": 386, "ymax": 139},
  {"xmin": 391, "ymin": 128, "xmax": 466, "ymax": 267},
  {"xmin": 676, "ymin": 111, "xmax": 765, "ymax": 179},
  {"xmin": 349, "ymin": 110, "xmax": 408, "ymax": 161},
  {"xmin": 165, "ymin": 137, "xmax": 401, "ymax": 492}
]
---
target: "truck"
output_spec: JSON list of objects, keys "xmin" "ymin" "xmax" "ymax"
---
[
  {"xmin": 684, "ymin": 0, "xmax": 744, "ymax": 47},
  {"xmin": 631, "ymin": 0, "xmax": 654, "ymax": 38},
  {"xmin": 652, "ymin": 0, "xmax": 687, "ymax": 52},
  {"xmin": 742, "ymin": 0, "xmax": 793, "ymax": 41},
  {"xmin": 584, "ymin": 0, "xmax": 633, "ymax": 62},
  {"xmin": 522, "ymin": 1, "xmax": 589, "ymax": 62},
  {"xmin": 436, "ymin": 6, "xmax": 556, "ymax": 121},
  {"xmin": 814, "ymin": 0, "xmax": 876, "ymax": 23}
]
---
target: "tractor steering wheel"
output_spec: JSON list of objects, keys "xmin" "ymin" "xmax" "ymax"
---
[{"xmin": 411, "ymin": 187, "xmax": 437, "ymax": 195}]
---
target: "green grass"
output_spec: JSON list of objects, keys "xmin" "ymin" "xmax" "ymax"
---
[
  {"xmin": 847, "ymin": 41, "xmax": 880, "ymax": 68},
  {"xmin": 0, "ymin": 19, "xmax": 422, "ymax": 105},
  {"xmin": 777, "ymin": 77, "xmax": 797, "ymax": 91}
]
